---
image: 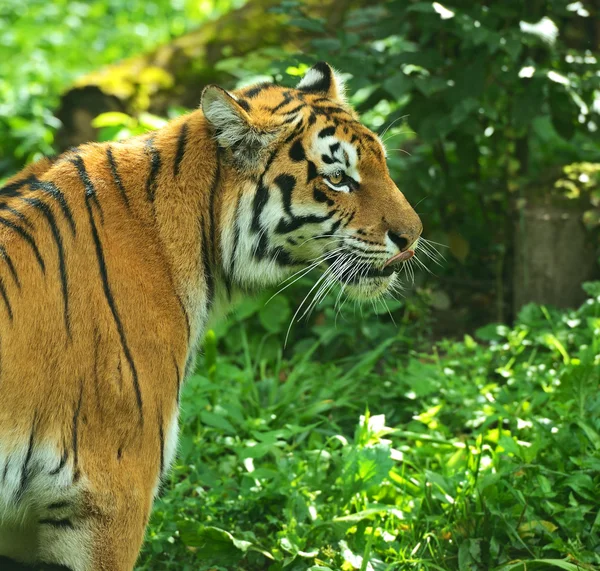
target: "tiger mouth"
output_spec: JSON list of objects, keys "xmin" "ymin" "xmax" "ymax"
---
[{"xmin": 326, "ymin": 250, "xmax": 414, "ymax": 283}]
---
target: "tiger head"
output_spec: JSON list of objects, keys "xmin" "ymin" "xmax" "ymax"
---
[{"xmin": 202, "ymin": 62, "xmax": 422, "ymax": 300}]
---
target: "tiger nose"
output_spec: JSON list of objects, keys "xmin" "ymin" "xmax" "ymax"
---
[{"xmin": 388, "ymin": 227, "xmax": 422, "ymax": 252}]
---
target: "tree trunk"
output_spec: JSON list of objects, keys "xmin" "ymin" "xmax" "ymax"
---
[
  {"xmin": 513, "ymin": 194, "xmax": 599, "ymax": 312},
  {"xmin": 56, "ymin": 0, "xmax": 365, "ymax": 149}
]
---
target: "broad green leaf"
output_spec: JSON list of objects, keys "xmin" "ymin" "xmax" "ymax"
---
[
  {"xmin": 259, "ymin": 295, "xmax": 290, "ymax": 333},
  {"xmin": 199, "ymin": 411, "xmax": 236, "ymax": 434}
]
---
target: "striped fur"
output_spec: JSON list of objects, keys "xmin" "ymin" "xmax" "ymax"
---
[{"xmin": 0, "ymin": 62, "xmax": 421, "ymax": 570}]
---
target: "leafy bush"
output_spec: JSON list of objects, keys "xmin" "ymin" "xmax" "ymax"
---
[
  {"xmin": 138, "ymin": 284, "xmax": 600, "ymax": 570},
  {"xmin": 0, "ymin": 0, "xmax": 241, "ymax": 177}
]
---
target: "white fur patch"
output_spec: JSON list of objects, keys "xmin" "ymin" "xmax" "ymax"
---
[
  {"xmin": 385, "ymin": 232, "xmax": 397, "ymax": 258},
  {"xmin": 296, "ymin": 65, "xmax": 347, "ymax": 103},
  {"xmin": 297, "ymin": 68, "xmax": 326, "ymax": 91},
  {"xmin": 152, "ymin": 408, "xmax": 180, "ymax": 499},
  {"xmin": 162, "ymin": 410, "xmax": 179, "ymax": 477},
  {"xmin": 220, "ymin": 184, "xmax": 294, "ymax": 290},
  {"xmin": 312, "ymin": 133, "xmax": 361, "ymax": 186},
  {"xmin": 0, "ymin": 440, "xmax": 91, "ymax": 568},
  {"xmin": 0, "ymin": 443, "xmax": 76, "ymax": 521},
  {"xmin": 201, "ymin": 87, "xmax": 275, "ymax": 153}
]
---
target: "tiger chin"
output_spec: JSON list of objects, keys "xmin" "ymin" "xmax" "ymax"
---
[{"xmin": 0, "ymin": 62, "xmax": 421, "ymax": 570}]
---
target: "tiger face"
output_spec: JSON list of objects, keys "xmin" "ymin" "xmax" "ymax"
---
[{"xmin": 203, "ymin": 62, "xmax": 422, "ymax": 301}]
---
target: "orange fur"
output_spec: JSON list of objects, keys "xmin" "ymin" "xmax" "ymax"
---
[{"xmin": 0, "ymin": 62, "xmax": 421, "ymax": 569}]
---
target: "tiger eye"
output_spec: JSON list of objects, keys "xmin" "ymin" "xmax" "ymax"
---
[{"xmin": 328, "ymin": 172, "xmax": 343, "ymax": 185}]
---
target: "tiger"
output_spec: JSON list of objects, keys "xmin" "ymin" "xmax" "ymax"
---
[{"xmin": 0, "ymin": 62, "xmax": 422, "ymax": 570}]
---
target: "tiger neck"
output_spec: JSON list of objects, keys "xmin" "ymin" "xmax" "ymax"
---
[{"xmin": 150, "ymin": 112, "xmax": 297, "ymax": 353}]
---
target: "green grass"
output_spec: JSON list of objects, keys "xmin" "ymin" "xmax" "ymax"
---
[{"xmin": 137, "ymin": 282, "xmax": 600, "ymax": 570}]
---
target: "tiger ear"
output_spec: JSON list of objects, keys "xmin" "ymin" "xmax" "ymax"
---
[
  {"xmin": 201, "ymin": 85, "xmax": 274, "ymax": 165},
  {"xmin": 296, "ymin": 62, "xmax": 347, "ymax": 103}
]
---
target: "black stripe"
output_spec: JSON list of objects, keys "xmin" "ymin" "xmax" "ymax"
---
[
  {"xmin": 47, "ymin": 500, "xmax": 70, "ymax": 510},
  {"xmin": 39, "ymin": 518, "xmax": 75, "ymax": 529},
  {"xmin": 173, "ymin": 122, "xmax": 189, "ymax": 177},
  {"xmin": 208, "ymin": 151, "xmax": 221, "ymax": 282},
  {"xmin": 330, "ymin": 219, "xmax": 343, "ymax": 234},
  {"xmin": 0, "ymin": 278, "xmax": 13, "ymax": 320},
  {"xmin": 283, "ymin": 103, "xmax": 305, "ymax": 116},
  {"xmin": 145, "ymin": 136, "xmax": 161, "ymax": 202},
  {"xmin": 306, "ymin": 161, "xmax": 318, "ymax": 183},
  {"xmin": 244, "ymin": 83, "xmax": 271, "ymax": 98},
  {"xmin": 73, "ymin": 157, "xmax": 144, "ymax": 422},
  {"xmin": 201, "ymin": 219, "xmax": 213, "ymax": 310},
  {"xmin": 226, "ymin": 194, "xmax": 243, "ymax": 295},
  {"xmin": 251, "ymin": 149, "xmax": 278, "ymax": 233},
  {"xmin": 313, "ymin": 188, "xmax": 333, "ymax": 205},
  {"xmin": 30, "ymin": 178, "xmax": 77, "ymax": 236},
  {"xmin": 201, "ymin": 150, "xmax": 221, "ymax": 310},
  {"xmin": 276, "ymin": 212, "xmax": 332, "ymax": 234},
  {"xmin": 88, "ymin": 201, "xmax": 143, "ymax": 418},
  {"xmin": 0, "ymin": 175, "xmax": 35, "ymax": 197},
  {"xmin": 280, "ymin": 114, "xmax": 301, "ymax": 126},
  {"xmin": 175, "ymin": 293, "xmax": 190, "ymax": 343},
  {"xmin": 319, "ymin": 126, "xmax": 336, "ymax": 138},
  {"xmin": 289, "ymin": 140, "xmax": 305, "ymax": 162},
  {"xmin": 106, "ymin": 147, "xmax": 129, "ymax": 208},
  {"xmin": 0, "ymin": 217, "xmax": 45, "ymax": 273},
  {"xmin": 1, "ymin": 458, "xmax": 9, "ymax": 482},
  {"xmin": 299, "ymin": 62, "xmax": 332, "ymax": 93},
  {"xmin": 362, "ymin": 132, "xmax": 377, "ymax": 144},
  {"xmin": 271, "ymin": 92, "xmax": 293, "ymax": 113},
  {"xmin": 274, "ymin": 174, "xmax": 297, "ymax": 219},
  {"xmin": 249, "ymin": 149, "xmax": 280, "ymax": 261},
  {"xmin": 21, "ymin": 197, "xmax": 71, "ymax": 336},
  {"xmin": 251, "ymin": 185, "xmax": 269, "ymax": 235},
  {"xmin": 49, "ymin": 449, "xmax": 68, "ymax": 475},
  {"xmin": 271, "ymin": 246, "xmax": 294, "ymax": 266},
  {"xmin": 343, "ymin": 210, "xmax": 355, "ymax": 226},
  {"xmin": 0, "ymin": 204, "xmax": 33, "ymax": 229},
  {"xmin": 71, "ymin": 380, "xmax": 83, "ymax": 478},
  {"xmin": 117, "ymin": 359, "xmax": 123, "ymax": 390},
  {"xmin": 313, "ymin": 105, "xmax": 352, "ymax": 117},
  {"xmin": 237, "ymin": 98, "xmax": 250, "ymax": 112},
  {"xmin": 254, "ymin": 232, "xmax": 269, "ymax": 261},
  {"xmin": 282, "ymin": 131, "xmax": 299, "ymax": 146},
  {"xmin": 70, "ymin": 156, "xmax": 103, "ymax": 220},
  {"xmin": 17, "ymin": 413, "xmax": 38, "ymax": 499}
]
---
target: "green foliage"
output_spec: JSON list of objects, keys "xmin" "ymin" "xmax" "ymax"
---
[
  {"xmin": 0, "ymin": 0, "xmax": 241, "ymax": 177},
  {"xmin": 138, "ymin": 284, "xmax": 600, "ymax": 570},
  {"xmin": 554, "ymin": 162, "xmax": 600, "ymax": 228}
]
